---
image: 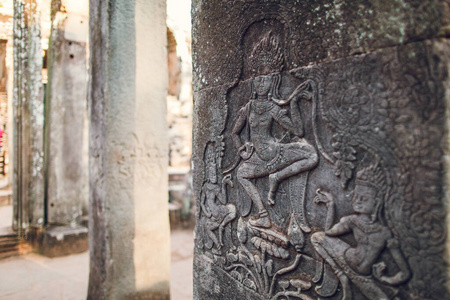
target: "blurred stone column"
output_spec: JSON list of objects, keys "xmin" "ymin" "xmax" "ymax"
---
[
  {"xmin": 88, "ymin": 0, "xmax": 170, "ymax": 299},
  {"xmin": 12, "ymin": 0, "xmax": 45, "ymax": 233},
  {"xmin": 41, "ymin": 0, "xmax": 89, "ymax": 256}
]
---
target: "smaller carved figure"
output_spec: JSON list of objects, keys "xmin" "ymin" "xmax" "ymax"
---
[
  {"xmin": 311, "ymin": 164, "xmax": 410, "ymax": 300},
  {"xmin": 200, "ymin": 142, "xmax": 236, "ymax": 252}
]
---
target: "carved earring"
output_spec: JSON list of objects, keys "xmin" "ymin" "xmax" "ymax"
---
[
  {"xmin": 372, "ymin": 198, "xmax": 382, "ymax": 222},
  {"xmin": 268, "ymin": 92, "xmax": 272, "ymax": 100}
]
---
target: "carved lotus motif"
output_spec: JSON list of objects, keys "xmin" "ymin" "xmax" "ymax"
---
[
  {"xmin": 288, "ymin": 215, "xmax": 305, "ymax": 251},
  {"xmin": 246, "ymin": 222, "xmax": 290, "ymax": 259},
  {"xmin": 250, "ymin": 236, "xmax": 290, "ymax": 259},
  {"xmin": 290, "ymin": 279, "xmax": 311, "ymax": 291},
  {"xmin": 226, "ymin": 252, "xmax": 238, "ymax": 263},
  {"xmin": 247, "ymin": 225, "xmax": 289, "ymax": 248},
  {"xmin": 230, "ymin": 270, "xmax": 242, "ymax": 282},
  {"xmin": 237, "ymin": 217, "xmax": 247, "ymax": 243},
  {"xmin": 243, "ymin": 278, "xmax": 257, "ymax": 291}
]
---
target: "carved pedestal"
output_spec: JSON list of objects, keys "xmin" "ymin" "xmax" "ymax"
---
[{"xmin": 192, "ymin": 1, "xmax": 450, "ymax": 299}]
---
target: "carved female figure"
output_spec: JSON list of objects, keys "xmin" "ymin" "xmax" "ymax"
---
[
  {"xmin": 311, "ymin": 164, "xmax": 410, "ymax": 300},
  {"xmin": 200, "ymin": 143, "xmax": 236, "ymax": 252},
  {"xmin": 231, "ymin": 32, "xmax": 318, "ymax": 228}
]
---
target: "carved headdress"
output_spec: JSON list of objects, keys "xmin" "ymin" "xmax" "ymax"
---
[
  {"xmin": 248, "ymin": 32, "xmax": 284, "ymax": 76},
  {"xmin": 355, "ymin": 163, "xmax": 386, "ymax": 194},
  {"xmin": 355, "ymin": 163, "xmax": 387, "ymax": 222}
]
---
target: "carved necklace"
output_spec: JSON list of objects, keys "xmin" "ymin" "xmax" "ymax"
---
[
  {"xmin": 353, "ymin": 216, "xmax": 384, "ymax": 234},
  {"xmin": 252, "ymin": 98, "xmax": 275, "ymax": 115}
]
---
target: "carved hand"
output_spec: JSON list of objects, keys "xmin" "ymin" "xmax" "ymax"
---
[
  {"xmin": 373, "ymin": 262, "xmax": 387, "ymax": 280},
  {"xmin": 290, "ymin": 81, "xmax": 312, "ymax": 103},
  {"xmin": 222, "ymin": 174, "xmax": 234, "ymax": 188},
  {"xmin": 314, "ymin": 189, "xmax": 333, "ymax": 206},
  {"xmin": 277, "ymin": 109, "xmax": 288, "ymax": 119},
  {"xmin": 201, "ymin": 204, "xmax": 212, "ymax": 218},
  {"xmin": 239, "ymin": 142, "xmax": 254, "ymax": 160},
  {"xmin": 377, "ymin": 242, "xmax": 411, "ymax": 285},
  {"xmin": 297, "ymin": 80, "xmax": 310, "ymax": 92}
]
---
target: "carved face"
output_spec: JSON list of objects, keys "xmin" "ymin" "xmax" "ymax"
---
[
  {"xmin": 352, "ymin": 184, "xmax": 377, "ymax": 215},
  {"xmin": 253, "ymin": 74, "xmax": 273, "ymax": 96}
]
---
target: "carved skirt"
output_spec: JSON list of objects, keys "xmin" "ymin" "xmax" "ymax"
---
[
  {"xmin": 243, "ymin": 140, "xmax": 316, "ymax": 177},
  {"xmin": 210, "ymin": 203, "xmax": 235, "ymax": 224}
]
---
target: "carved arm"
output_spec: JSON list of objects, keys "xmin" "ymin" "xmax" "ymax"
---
[
  {"xmin": 274, "ymin": 108, "xmax": 303, "ymax": 137},
  {"xmin": 314, "ymin": 189, "xmax": 336, "ymax": 232},
  {"xmin": 288, "ymin": 88, "xmax": 305, "ymax": 137},
  {"xmin": 217, "ymin": 174, "xmax": 233, "ymax": 205},
  {"xmin": 200, "ymin": 191, "xmax": 211, "ymax": 218},
  {"xmin": 373, "ymin": 239, "xmax": 411, "ymax": 285},
  {"xmin": 325, "ymin": 217, "xmax": 352, "ymax": 237},
  {"xmin": 274, "ymin": 81, "xmax": 313, "ymax": 137},
  {"xmin": 231, "ymin": 105, "xmax": 247, "ymax": 150}
]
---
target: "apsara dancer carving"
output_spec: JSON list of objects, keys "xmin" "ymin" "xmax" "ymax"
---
[{"xmin": 231, "ymin": 32, "xmax": 318, "ymax": 228}]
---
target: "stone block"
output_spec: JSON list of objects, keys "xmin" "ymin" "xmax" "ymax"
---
[
  {"xmin": 192, "ymin": 0, "xmax": 450, "ymax": 91},
  {"xmin": 34, "ymin": 226, "xmax": 88, "ymax": 258}
]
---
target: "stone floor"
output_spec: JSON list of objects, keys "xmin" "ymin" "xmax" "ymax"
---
[
  {"xmin": 0, "ymin": 251, "xmax": 89, "ymax": 300},
  {"xmin": 169, "ymin": 229, "xmax": 194, "ymax": 300},
  {"xmin": 0, "ymin": 228, "xmax": 194, "ymax": 300}
]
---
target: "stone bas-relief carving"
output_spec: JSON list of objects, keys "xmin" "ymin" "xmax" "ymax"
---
[
  {"xmin": 231, "ymin": 32, "xmax": 318, "ymax": 229},
  {"xmin": 200, "ymin": 140, "xmax": 236, "ymax": 253},
  {"xmin": 312, "ymin": 164, "xmax": 410, "ymax": 300},
  {"xmin": 193, "ymin": 18, "xmax": 449, "ymax": 300}
]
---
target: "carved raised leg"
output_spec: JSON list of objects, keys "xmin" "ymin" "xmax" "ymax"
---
[{"xmin": 268, "ymin": 146, "xmax": 318, "ymax": 205}]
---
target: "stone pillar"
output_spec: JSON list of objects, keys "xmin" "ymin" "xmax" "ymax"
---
[
  {"xmin": 88, "ymin": 0, "xmax": 170, "ymax": 299},
  {"xmin": 192, "ymin": 1, "xmax": 450, "ymax": 299},
  {"xmin": 12, "ymin": 0, "xmax": 45, "ymax": 232},
  {"xmin": 45, "ymin": 0, "xmax": 88, "ymax": 227},
  {"xmin": 40, "ymin": 0, "xmax": 89, "ymax": 256},
  {"xmin": 0, "ymin": 6, "xmax": 13, "ymax": 181}
]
